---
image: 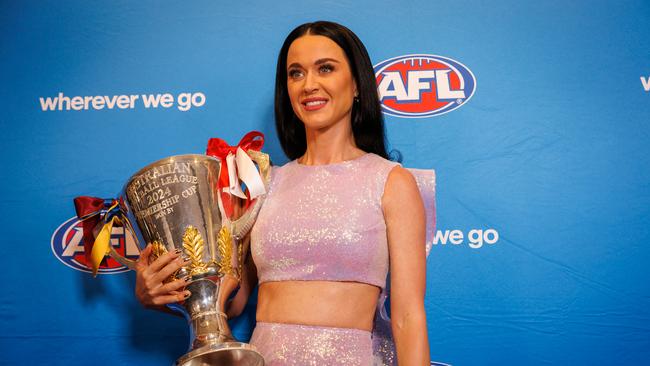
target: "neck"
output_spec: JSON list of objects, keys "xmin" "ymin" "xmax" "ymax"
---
[{"xmin": 300, "ymin": 121, "xmax": 364, "ymax": 165}]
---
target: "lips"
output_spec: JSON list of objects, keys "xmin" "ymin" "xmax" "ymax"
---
[{"xmin": 301, "ymin": 97, "xmax": 328, "ymax": 111}]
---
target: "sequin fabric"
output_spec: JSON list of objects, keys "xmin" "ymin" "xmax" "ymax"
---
[
  {"xmin": 250, "ymin": 153, "xmax": 437, "ymax": 365},
  {"xmin": 250, "ymin": 322, "xmax": 373, "ymax": 366},
  {"xmin": 251, "ymin": 153, "xmax": 397, "ymax": 289}
]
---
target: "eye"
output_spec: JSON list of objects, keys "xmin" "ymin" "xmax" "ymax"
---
[
  {"xmin": 288, "ymin": 69, "xmax": 304, "ymax": 79},
  {"xmin": 319, "ymin": 64, "xmax": 334, "ymax": 73}
]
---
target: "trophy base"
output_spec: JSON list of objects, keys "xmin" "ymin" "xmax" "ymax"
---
[{"xmin": 175, "ymin": 341, "xmax": 264, "ymax": 366}]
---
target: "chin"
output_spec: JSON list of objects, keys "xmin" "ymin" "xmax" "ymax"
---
[
  {"xmin": 299, "ymin": 113, "xmax": 353, "ymax": 132},
  {"xmin": 299, "ymin": 115, "xmax": 334, "ymax": 130}
]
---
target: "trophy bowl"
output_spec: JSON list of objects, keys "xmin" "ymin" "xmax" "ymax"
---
[{"xmin": 108, "ymin": 153, "xmax": 268, "ymax": 366}]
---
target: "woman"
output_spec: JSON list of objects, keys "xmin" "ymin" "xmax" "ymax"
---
[{"xmin": 135, "ymin": 21, "xmax": 430, "ymax": 365}]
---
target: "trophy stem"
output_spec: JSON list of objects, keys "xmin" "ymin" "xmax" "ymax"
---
[
  {"xmin": 175, "ymin": 277, "xmax": 264, "ymax": 366},
  {"xmin": 183, "ymin": 278, "xmax": 233, "ymax": 347}
]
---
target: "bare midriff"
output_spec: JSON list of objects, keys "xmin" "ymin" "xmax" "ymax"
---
[{"xmin": 256, "ymin": 280, "xmax": 380, "ymax": 332}]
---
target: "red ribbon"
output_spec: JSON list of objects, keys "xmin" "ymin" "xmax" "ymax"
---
[
  {"xmin": 73, "ymin": 196, "xmax": 116, "ymax": 264},
  {"xmin": 206, "ymin": 130, "xmax": 265, "ymax": 158},
  {"xmin": 74, "ymin": 196, "xmax": 107, "ymax": 218},
  {"xmin": 206, "ymin": 131, "xmax": 264, "ymax": 218},
  {"xmin": 206, "ymin": 131, "xmax": 264, "ymax": 189}
]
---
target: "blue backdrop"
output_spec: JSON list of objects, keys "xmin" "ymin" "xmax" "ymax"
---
[{"xmin": 1, "ymin": 1, "xmax": 649, "ymax": 365}]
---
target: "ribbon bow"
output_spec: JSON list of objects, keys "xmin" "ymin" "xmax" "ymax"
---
[
  {"xmin": 206, "ymin": 131, "xmax": 266, "ymax": 218},
  {"xmin": 73, "ymin": 196, "xmax": 121, "ymax": 276}
]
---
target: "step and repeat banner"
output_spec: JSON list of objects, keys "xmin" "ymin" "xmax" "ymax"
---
[{"xmin": 1, "ymin": 1, "xmax": 649, "ymax": 365}]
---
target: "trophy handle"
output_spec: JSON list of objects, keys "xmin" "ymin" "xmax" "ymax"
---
[
  {"xmin": 107, "ymin": 245, "xmax": 138, "ymax": 270},
  {"xmin": 105, "ymin": 217, "xmax": 139, "ymax": 270}
]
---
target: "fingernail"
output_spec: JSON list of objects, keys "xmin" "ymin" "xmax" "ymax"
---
[
  {"xmin": 182, "ymin": 275, "xmax": 192, "ymax": 282},
  {"xmin": 174, "ymin": 248, "xmax": 182, "ymax": 254},
  {"xmin": 184, "ymin": 291, "xmax": 191, "ymax": 299}
]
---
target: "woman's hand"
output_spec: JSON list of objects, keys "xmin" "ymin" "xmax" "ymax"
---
[{"xmin": 134, "ymin": 244, "xmax": 191, "ymax": 310}]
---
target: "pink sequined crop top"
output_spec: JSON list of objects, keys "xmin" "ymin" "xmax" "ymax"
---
[{"xmin": 250, "ymin": 153, "xmax": 399, "ymax": 289}]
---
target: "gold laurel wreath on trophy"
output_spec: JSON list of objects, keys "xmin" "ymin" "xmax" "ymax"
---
[
  {"xmin": 182, "ymin": 226, "xmax": 209, "ymax": 277},
  {"xmin": 150, "ymin": 241, "xmax": 167, "ymax": 258},
  {"xmin": 149, "ymin": 240, "xmax": 179, "ymax": 283},
  {"xmin": 216, "ymin": 226, "xmax": 233, "ymax": 277}
]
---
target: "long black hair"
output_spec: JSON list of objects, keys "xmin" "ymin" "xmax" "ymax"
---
[{"xmin": 274, "ymin": 21, "xmax": 397, "ymax": 161}]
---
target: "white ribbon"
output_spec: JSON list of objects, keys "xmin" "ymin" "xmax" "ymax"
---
[{"xmin": 223, "ymin": 147, "xmax": 266, "ymax": 199}]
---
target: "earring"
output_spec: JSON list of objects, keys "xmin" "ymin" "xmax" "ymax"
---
[{"xmin": 354, "ymin": 91, "xmax": 359, "ymax": 103}]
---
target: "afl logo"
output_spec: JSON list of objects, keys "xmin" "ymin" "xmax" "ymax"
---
[
  {"xmin": 51, "ymin": 217, "xmax": 140, "ymax": 274},
  {"xmin": 374, "ymin": 54, "xmax": 476, "ymax": 118}
]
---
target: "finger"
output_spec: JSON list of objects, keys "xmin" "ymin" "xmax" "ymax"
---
[
  {"xmin": 135, "ymin": 244, "xmax": 153, "ymax": 270},
  {"xmin": 158, "ymin": 277, "xmax": 191, "ymax": 294},
  {"xmin": 147, "ymin": 249, "xmax": 181, "ymax": 273},
  {"xmin": 146, "ymin": 286, "xmax": 180, "ymax": 299},
  {"xmin": 153, "ymin": 257, "xmax": 190, "ymax": 284},
  {"xmin": 152, "ymin": 291, "xmax": 191, "ymax": 306}
]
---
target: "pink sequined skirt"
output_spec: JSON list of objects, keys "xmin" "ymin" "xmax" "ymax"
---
[{"xmin": 249, "ymin": 321, "xmax": 374, "ymax": 365}]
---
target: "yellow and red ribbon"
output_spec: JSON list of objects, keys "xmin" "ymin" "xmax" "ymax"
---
[{"xmin": 73, "ymin": 196, "xmax": 121, "ymax": 276}]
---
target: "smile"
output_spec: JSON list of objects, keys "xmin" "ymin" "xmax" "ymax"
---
[{"xmin": 302, "ymin": 98, "xmax": 328, "ymax": 111}]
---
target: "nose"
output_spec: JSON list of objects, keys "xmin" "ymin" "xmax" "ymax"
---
[{"xmin": 303, "ymin": 71, "xmax": 319, "ymax": 94}]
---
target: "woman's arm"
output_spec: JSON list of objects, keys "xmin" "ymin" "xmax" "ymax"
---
[
  {"xmin": 226, "ymin": 238, "xmax": 259, "ymax": 318},
  {"xmin": 383, "ymin": 166, "xmax": 430, "ymax": 365}
]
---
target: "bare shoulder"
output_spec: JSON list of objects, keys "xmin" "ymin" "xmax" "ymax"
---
[{"xmin": 383, "ymin": 165, "xmax": 422, "ymax": 209}]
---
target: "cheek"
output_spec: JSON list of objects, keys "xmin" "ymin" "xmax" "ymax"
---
[
  {"xmin": 287, "ymin": 85, "xmax": 301, "ymax": 108},
  {"xmin": 336, "ymin": 77, "xmax": 356, "ymax": 100},
  {"xmin": 289, "ymin": 100, "xmax": 305, "ymax": 121}
]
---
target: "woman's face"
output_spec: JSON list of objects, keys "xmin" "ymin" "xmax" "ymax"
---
[{"xmin": 286, "ymin": 35, "xmax": 357, "ymax": 132}]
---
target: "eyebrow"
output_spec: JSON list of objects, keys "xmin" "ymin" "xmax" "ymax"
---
[{"xmin": 287, "ymin": 58, "xmax": 341, "ymax": 69}]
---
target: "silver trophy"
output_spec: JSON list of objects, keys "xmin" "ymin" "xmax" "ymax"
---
[{"xmin": 106, "ymin": 152, "xmax": 270, "ymax": 365}]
